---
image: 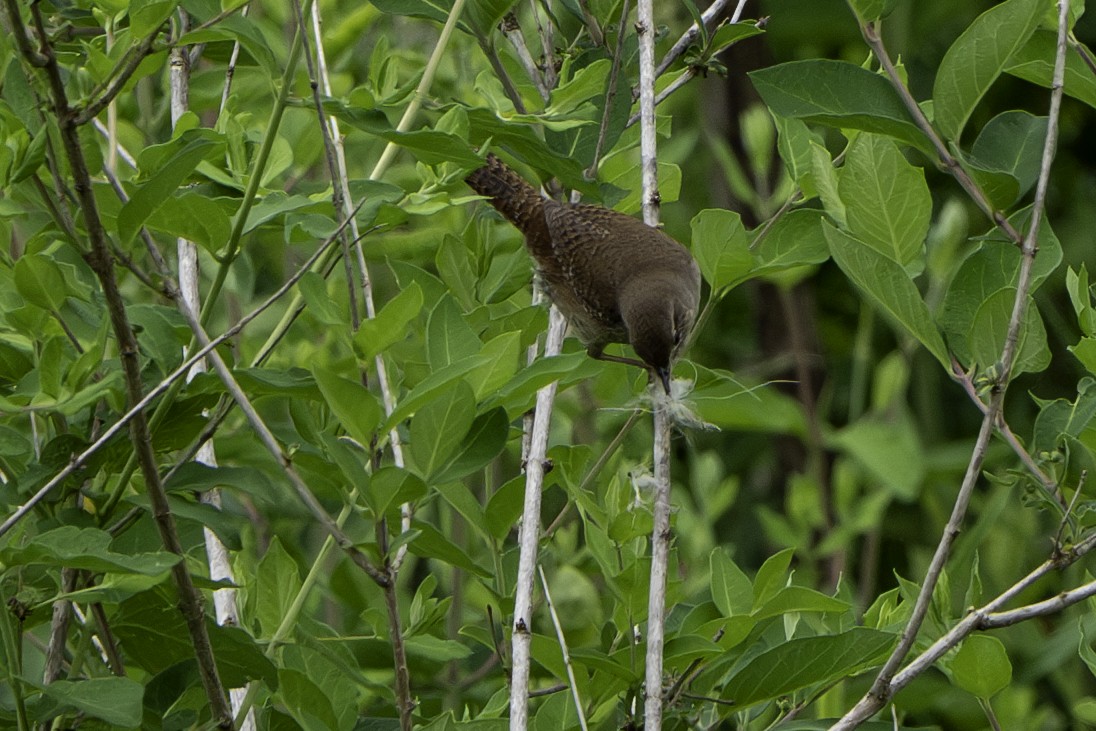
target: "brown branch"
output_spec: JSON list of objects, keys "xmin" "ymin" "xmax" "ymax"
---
[
  {"xmin": 14, "ymin": 1, "xmax": 233, "ymax": 724},
  {"xmin": 74, "ymin": 27, "xmax": 165, "ymax": 125}
]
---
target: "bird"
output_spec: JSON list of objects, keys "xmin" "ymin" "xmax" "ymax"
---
[{"xmin": 466, "ymin": 153, "xmax": 701, "ymax": 394}]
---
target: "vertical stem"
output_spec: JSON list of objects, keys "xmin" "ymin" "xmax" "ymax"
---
[{"xmin": 510, "ymin": 306, "xmax": 567, "ymax": 731}]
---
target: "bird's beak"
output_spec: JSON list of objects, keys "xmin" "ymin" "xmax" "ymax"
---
[{"xmin": 657, "ymin": 367, "xmax": 672, "ymax": 396}]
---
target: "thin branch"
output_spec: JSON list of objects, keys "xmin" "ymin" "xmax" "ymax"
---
[
  {"xmin": 16, "ymin": 1, "xmax": 233, "ymax": 723},
  {"xmin": 74, "ymin": 27, "xmax": 165, "ymax": 125},
  {"xmin": 510, "ymin": 305, "xmax": 568, "ymax": 731},
  {"xmin": 575, "ymin": 0, "xmax": 604, "ymax": 47},
  {"xmin": 654, "ymin": 0, "xmax": 738, "ymax": 78},
  {"xmin": 539, "ymin": 566, "xmax": 590, "ymax": 731},
  {"xmin": 500, "ymin": 13, "xmax": 551, "ymax": 103},
  {"xmin": 833, "ymin": 4, "xmax": 1072, "ymax": 727},
  {"xmin": 586, "ymin": 0, "xmax": 630, "ymax": 180}
]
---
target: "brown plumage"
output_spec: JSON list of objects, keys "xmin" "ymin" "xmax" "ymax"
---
[{"xmin": 466, "ymin": 154, "xmax": 701, "ymax": 394}]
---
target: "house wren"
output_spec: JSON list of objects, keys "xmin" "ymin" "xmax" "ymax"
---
[{"xmin": 466, "ymin": 154, "xmax": 701, "ymax": 394}]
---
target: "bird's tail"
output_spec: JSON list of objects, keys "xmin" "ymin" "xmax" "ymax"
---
[{"xmin": 465, "ymin": 154, "xmax": 545, "ymax": 236}]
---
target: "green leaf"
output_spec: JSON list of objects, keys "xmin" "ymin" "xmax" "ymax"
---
[
  {"xmin": 466, "ymin": 332, "xmax": 522, "ymax": 401},
  {"xmin": 751, "ymin": 209, "xmax": 830, "ymax": 277},
  {"xmin": 40, "ymin": 677, "xmax": 143, "ymax": 727},
  {"xmin": 829, "ymin": 411, "xmax": 925, "ymax": 501},
  {"xmin": 432, "ymin": 407, "xmax": 509, "ymax": 483},
  {"xmin": 967, "ymin": 288, "xmax": 1050, "ymax": 374},
  {"xmin": 367, "ymin": 466, "xmax": 428, "ymax": 518},
  {"xmin": 749, "ymin": 60, "xmax": 933, "ymax": 155},
  {"xmin": 753, "ymin": 547, "xmax": 795, "ymax": 608},
  {"xmin": 129, "ymin": 0, "xmax": 178, "ymax": 37},
  {"xmin": 932, "ymin": 0, "xmax": 1045, "ymax": 141},
  {"xmin": 969, "ymin": 111, "xmax": 1048, "ymax": 204},
  {"xmin": 118, "ymin": 132, "xmax": 223, "ymax": 243},
  {"xmin": 255, "ymin": 537, "xmax": 303, "ymax": 639},
  {"xmin": 355, "ymin": 281, "xmax": 424, "ymax": 362},
  {"xmin": 751, "ymin": 586, "xmax": 851, "ymax": 620},
  {"xmin": 824, "ymin": 222, "xmax": 949, "ymax": 368},
  {"xmin": 0, "ymin": 526, "xmax": 180, "ymax": 575},
  {"xmin": 485, "ymin": 475, "xmax": 525, "ymax": 540},
  {"xmin": 144, "ymin": 192, "xmax": 233, "ymax": 252},
  {"xmin": 846, "ymin": 0, "xmax": 899, "ymax": 22},
  {"xmin": 14, "ymin": 254, "xmax": 67, "ymax": 311},
  {"xmin": 1006, "ymin": 31, "xmax": 1096, "ymax": 110},
  {"xmin": 838, "ymin": 133, "xmax": 931, "ymax": 269},
  {"xmin": 950, "ymin": 634, "xmax": 1012, "ymax": 698},
  {"xmin": 689, "ymin": 208, "xmax": 752, "ymax": 291},
  {"xmin": 811, "ymin": 140, "xmax": 846, "ymax": 226},
  {"xmin": 312, "ymin": 366, "xmax": 383, "ymax": 447},
  {"xmin": 278, "ymin": 669, "xmax": 340, "ymax": 731},
  {"xmin": 426, "ymin": 296, "xmax": 481, "ymax": 370},
  {"xmin": 409, "ymin": 520, "xmax": 490, "ymax": 577},
  {"xmin": 721, "ymin": 628, "xmax": 896, "ymax": 708},
  {"xmin": 710, "ymin": 549, "xmax": 753, "ymax": 617},
  {"xmin": 298, "ymin": 272, "xmax": 345, "ymax": 326},
  {"xmin": 409, "ymin": 379, "xmax": 476, "ymax": 480}
]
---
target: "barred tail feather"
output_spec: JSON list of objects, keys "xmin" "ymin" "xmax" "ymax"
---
[{"xmin": 465, "ymin": 154, "xmax": 545, "ymax": 236}]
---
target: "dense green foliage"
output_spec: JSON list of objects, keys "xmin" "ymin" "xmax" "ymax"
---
[{"xmin": 2, "ymin": 0, "xmax": 1096, "ymax": 729}]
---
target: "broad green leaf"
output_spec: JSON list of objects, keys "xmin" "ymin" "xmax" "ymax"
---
[
  {"xmin": 950, "ymin": 634, "xmax": 1012, "ymax": 698},
  {"xmin": 749, "ymin": 60, "xmax": 933, "ymax": 155},
  {"xmin": 707, "ymin": 21, "xmax": 767, "ymax": 56},
  {"xmin": 969, "ymin": 111, "xmax": 1048, "ymax": 203},
  {"xmin": 278, "ymin": 669, "xmax": 340, "ymax": 731},
  {"xmin": 355, "ymin": 281, "xmax": 424, "ymax": 361},
  {"xmin": 144, "ymin": 192, "xmax": 233, "ymax": 252},
  {"xmin": 829, "ymin": 411, "xmax": 925, "ymax": 501},
  {"xmin": 14, "ymin": 254, "xmax": 67, "ymax": 311},
  {"xmin": 255, "ymin": 538, "xmax": 303, "ymax": 639},
  {"xmin": 1079, "ymin": 619, "xmax": 1096, "ymax": 678},
  {"xmin": 608, "ymin": 161, "xmax": 683, "ymax": 213},
  {"xmin": 751, "ymin": 209, "xmax": 830, "ymax": 278},
  {"xmin": 129, "ymin": 0, "xmax": 177, "ymax": 37},
  {"xmin": 312, "ymin": 366, "xmax": 383, "ymax": 447},
  {"xmin": 773, "ymin": 115, "xmax": 821, "ymax": 193},
  {"xmin": 118, "ymin": 133, "xmax": 223, "ymax": 243},
  {"xmin": 710, "ymin": 549, "xmax": 753, "ymax": 617},
  {"xmin": 1067, "ymin": 265, "xmax": 1096, "ymax": 336},
  {"xmin": 384, "ymin": 354, "xmax": 491, "ymax": 430},
  {"xmin": 432, "ymin": 407, "xmax": 509, "ymax": 483},
  {"xmin": 298, "ymin": 272, "xmax": 345, "ymax": 326},
  {"xmin": 1006, "ymin": 31, "xmax": 1096, "ymax": 110},
  {"xmin": 847, "ymin": 0, "xmax": 898, "ymax": 22},
  {"xmin": 933, "ymin": 0, "xmax": 1045, "ymax": 141},
  {"xmin": 824, "ymin": 223, "xmax": 949, "ymax": 368},
  {"xmin": 838, "ymin": 133, "xmax": 931, "ymax": 269},
  {"xmin": 753, "ymin": 547, "xmax": 795, "ymax": 608},
  {"xmin": 483, "ymin": 351, "xmax": 601, "ymax": 417},
  {"xmin": 467, "ymin": 332, "xmax": 522, "ymax": 401},
  {"xmin": 811, "ymin": 140, "xmax": 845, "ymax": 227},
  {"xmin": 367, "ymin": 466, "xmax": 428, "ymax": 518},
  {"xmin": 40, "ymin": 677, "xmax": 143, "ymax": 727},
  {"xmin": 485, "ymin": 475, "xmax": 525, "ymax": 540},
  {"xmin": 409, "ymin": 379, "xmax": 476, "ymax": 479},
  {"xmin": 409, "ymin": 521, "xmax": 490, "ymax": 577},
  {"xmin": 436, "ymin": 234, "xmax": 477, "ymax": 309},
  {"xmin": 690, "ymin": 208, "xmax": 752, "ymax": 291},
  {"xmin": 0, "ymin": 526, "xmax": 180, "ymax": 575},
  {"xmin": 751, "ymin": 586, "xmax": 851, "ymax": 620},
  {"xmin": 721, "ymin": 627, "xmax": 896, "ymax": 707},
  {"xmin": 967, "ymin": 288, "xmax": 1050, "ymax": 374},
  {"xmin": 279, "ymin": 645, "xmax": 358, "ymax": 730},
  {"xmin": 426, "ymin": 296, "xmax": 481, "ymax": 370}
]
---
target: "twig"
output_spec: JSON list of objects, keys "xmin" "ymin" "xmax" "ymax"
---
[
  {"xmin": 635, "ymin": 0, "xmax": 673, "ymax": 727},
  {"xmin": 170, "ymin": 9, "xmax": 253, "ymax": 726},
  {"xmin": 654, "ymin": 0, "xmax": 739, "ymax": 78},
  {"xmin": 538, "ymin": 566, "xmax": 590, "ymax": 731},
  {"xmin": 586, "ymin": 0, "xmax": 631, "ymax": 180},
  {"xmin": 832, "ymin": 4, "xmax": 1072, "ymax": 727},
  {"xmin": 1072, "ymin": 35, "xmax": 1096, "ymax": 78},
  {"xmin": 576, "ymin": 0, "xmax": 604, "ymax": 47},
  {"xmin": 74, "ymin": 27, "xmax": 165, "ymax": 125},
  {"xmin": 510, "ymin": 305, "xmax": 567, "ymax": 731},
  {"xmin": 500, "ymin": 13, "xmax": 550, "ymax": 103}
]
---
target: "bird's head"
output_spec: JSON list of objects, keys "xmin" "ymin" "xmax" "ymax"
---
[{"xmin": 620, "ymin": 266, "xmax": 700, "ymax": 394}]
